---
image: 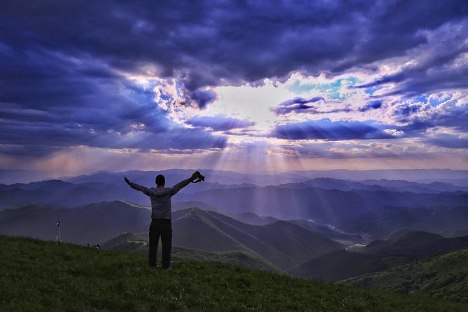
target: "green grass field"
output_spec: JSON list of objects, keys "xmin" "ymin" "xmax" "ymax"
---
[
  {"xmin": 341, "ymin": 249, "xmax": 468, "ymax": 303},
  {"xmin": 0, "ymin": 236, "xmax": 466, "ymax": 311}
]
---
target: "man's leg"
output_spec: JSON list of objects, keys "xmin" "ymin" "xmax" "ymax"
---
[
  {"xmin": 148, "ymin": 220, "xmax": 159, "ymax": 267},
  {"xmin": 161, "ymin": 219, "xmax": 172, "ymax": 269}
]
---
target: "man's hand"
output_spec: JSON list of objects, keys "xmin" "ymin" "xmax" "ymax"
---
[
  {"xmin": 190, "ymin": 171, "xmax": 200, "ymax": 181},
  {"xmin": 124, "ymin": 177, "xmax": 131, "ymax": 185}
]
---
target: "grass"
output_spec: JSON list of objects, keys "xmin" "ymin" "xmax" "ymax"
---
[
  {"xmin": 105, "ymin": 232, "xmax": 277, "ymax": 272},
  {"xmin": 0, "ymin": 235, "xmax": 466, "ymax": 311},
  {"xmin": 341, "ymin": 249, "xmax": 468, "ymax": 304}
]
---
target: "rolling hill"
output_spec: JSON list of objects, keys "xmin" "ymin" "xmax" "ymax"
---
[
  {"xmin": 288, "ymin": 250, "xmax": 413, "ymax": 282},
  {"xmin": 288, "ymin": 231, "xmax": 467, "ymax": 282},
  {"xmin": 341, "ymin": 249, "xmax": 468, "ymax": 304},
  {"xmin": 0, "ymin": 236, "xmax": 465, "ymax": 311},
  {"xmin": 0, "ymin": 200, "xmax": 151, "ymax": 244},
  {"xmin": 0, "ymin": 201, "xmax": 344, "ymax": 270},
  {"xmin": 102, "ymin": 232, "xmax": 277, "ymax": 272},
  {"xmin": 363, "ymin": 231, "xmax": 468, "ymax": 258},
  {"xmin": 171, "ymin": 207, "xmax": 344, "ymax": 269}
]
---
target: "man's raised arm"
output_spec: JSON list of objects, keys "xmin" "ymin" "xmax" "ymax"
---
[
  {"xmin": 170, "ymin": 171, "xmax": 199, "ymax": 196},
  {"xmin": 124, "ymin": 177, "xmax": 152, "ymax": 196}
]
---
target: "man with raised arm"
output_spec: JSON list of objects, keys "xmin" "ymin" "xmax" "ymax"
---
[{"xmin": 124, "ymin": 171, "xmax": 204, "ymax": 268}]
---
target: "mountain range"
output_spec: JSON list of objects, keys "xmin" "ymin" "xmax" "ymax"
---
[
  {"xmin": 1, "ymin": 172, "xmax": 466, "ymax": 238},
  {"xmin": 0, "ymin": 168, "xmax": 466, "ymax": 297},
  {"xmin": 176, "ymin": 186, "xmax": 467, "ymax": 237}
]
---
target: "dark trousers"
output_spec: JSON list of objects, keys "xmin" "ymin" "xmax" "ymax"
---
[{"xmin": 148, "ymin": 219, "xmax": 172, "ymax": 268}]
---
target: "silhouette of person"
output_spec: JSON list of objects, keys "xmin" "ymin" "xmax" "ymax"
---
[{"xmin": 124, "ymin": 171, "xmax": 203, "ymax": 268}]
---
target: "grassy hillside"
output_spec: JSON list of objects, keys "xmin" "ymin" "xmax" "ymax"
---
[
  {"xmin": 0, "ymin": 236, "xmax": 465, "ymax": 311},
  {"xmin": 341, "ymin": 249, "xmax": 468, "ymax": 304},
  {"xmin": 102, "ymin": 232, "xmax": 277, "ymax": 272},
  {"xmin": 288, "ymin": 250, "xmax": 414, "ymax": 282},
  {"xmin": 363, "ymin": 231, "xmax": 467, "ymax": 258}
]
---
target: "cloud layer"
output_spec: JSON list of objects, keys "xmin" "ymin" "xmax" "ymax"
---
[{"xmin": 0, "ymin": 0, "xmax": 466, "ymax": 174}]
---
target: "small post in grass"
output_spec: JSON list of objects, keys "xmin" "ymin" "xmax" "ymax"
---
[{"xmin": 56, "ymin": 220, "xmax": 61, "ymax": 243}]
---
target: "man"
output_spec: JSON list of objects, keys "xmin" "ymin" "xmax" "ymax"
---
[{"xmin": 124, "ymin": 171, "xmax": 203, "ymax": 268}]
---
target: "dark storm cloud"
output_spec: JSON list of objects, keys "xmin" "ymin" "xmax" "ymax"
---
[
  {"xmin": 0, "ymin": 0, "xmax": 466, "ymax": 91},
  {"xmin": 271, "ymin": 99, "xmax": 467, "ymax": 142},
  {"xmin": 392, "ymin": 100, "xmax": 468, "ymax": 135},
  {"xmin": 0, "ymin": 0, "xmax": 466, "ymax": 158},
  {"xmin": 0, "ymin": 47, "xmax": 226, "ymax": 157},
  {"xmin": 189, "ymin": 89, "xmax": 217, "ymax": 109},
  {"xmin": 353, "ymin": 20, "xmax": 468, "ymax": 96},
  {"xmin": 359, "ymin": 100, "xmax": 382, "ymax": 112},
  {"xmin": 273, "ymin": 97, "xmax": 324, "ymax": 115},
  {"xmin": 272, "ymin": 119, "xmax": 394, "ymax": 141},
  {"xmin": 186, "ymin": 116, "xmax": 255, "ymax": 131}
]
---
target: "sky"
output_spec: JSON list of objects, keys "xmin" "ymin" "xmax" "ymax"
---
[{"xmin": 0, "ymin": 0, "xmax": 467, "ymax": 176}]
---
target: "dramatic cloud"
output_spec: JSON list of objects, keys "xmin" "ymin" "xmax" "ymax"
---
[
  {"xmin": 423, "ymin": 133, "xmax": 468, "ymax": 149},
  {"xmin": 0, "ymin": 0, "xmax": 466, "ymax": 90},
  {"xmin": 273, "ymin": 97, "xmax": 325, "ymax": 115},
  {"xmin": 186, "ymin": 116, "xmax": 255, "ymax": 131},
  {"xmin": 359, "ymin": 100, "xmax": 382, "ymax": 112},
  {"xmin": 272, "ymin": 119, "xmax": 395, "ymax": 141},
  {"xmin": 0, "ymin": 0, "xmax": 466, "ymax": 174},
  {"xmin": 0, "ymin": 47, "xmax": 226, "ymax": 158}
]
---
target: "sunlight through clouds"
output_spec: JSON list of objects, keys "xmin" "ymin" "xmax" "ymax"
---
[{"xmin": 0, "ymin": 0, "xmax": 466, "ymax": 175}]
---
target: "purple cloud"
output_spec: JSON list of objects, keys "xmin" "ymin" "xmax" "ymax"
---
[
  {"xmin": 0, "ymin": 0, "xmax": 466, "ymax": 166},
  {"xmin": 272, "ymin": 119, "xmax": 394, "ymax": 141},
  {"xmin": 190, "ymin": 89, "xmax": 217, "ymax": 109},
  {"xmin": 273, "ymin": 97, "xmax": 324, "ymax": 115},
  {"xmin": 423, "ymin": 134, "xmax": 468, "ymax": 149},
  {"xmin": 359, "ymin": 100, "xmax": 382, "ymax": 112},
  {"xmin": 0, "ymin": 48, "xmax": 227, "ymax": 158},
  {"xmin": 186, "ymin": 116, "xmax": 255, "ymax": 131},
  {"xmin": 0, "ymin": 0, "xmax": 466, "ymax": 91}
]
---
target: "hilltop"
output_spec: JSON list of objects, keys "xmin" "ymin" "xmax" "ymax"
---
[
  {"xmin": 102, "ymin": 232, "xmax": 277, "ymax": 272},
  {"xmin": 0, "ymin": 236, "xmax": 465, "ymax": 311}
]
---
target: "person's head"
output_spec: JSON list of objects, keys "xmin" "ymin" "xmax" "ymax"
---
[{"xmin": 155, "ymin": 174, "xmax": 165, "ymax": 187}]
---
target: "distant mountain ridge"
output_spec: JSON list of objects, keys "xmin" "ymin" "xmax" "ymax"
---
[
  {"xmin": 1, "ymin": 175, "xmax": 466, "ymax": 237},
  {"xmin": 176, "ymin": 186, "xmax": 467, "ymax": 236},
  {"xmin": 279, "ymin": 177, "xmax": 466, "ymax": 193},
  {"xmin": 60, "ymin": 168, "xmax": 469, "ymax": 186}
]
